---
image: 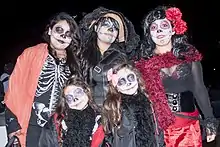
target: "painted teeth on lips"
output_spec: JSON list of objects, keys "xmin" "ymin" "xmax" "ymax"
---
[
  {"xmin": 157, "ymin": 35, "xmax": 165, "ymax": 39},
  {"xmin": 57, "ymin": 39, "xmax": 65, "ymax": 44}
]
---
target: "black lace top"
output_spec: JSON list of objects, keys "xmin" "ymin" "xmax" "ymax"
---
[{"xmin": 161, "ymin": 61, "xmax": 218, "ymax": 132}]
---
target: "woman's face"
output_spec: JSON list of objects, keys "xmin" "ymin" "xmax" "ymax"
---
[
  {"xmin": 95, "ymin": 17, "xmax": 119, "ymax": 44},
  {"xmin": 64, "ymin": 85, "xmax": 89, "ymax": 110},
  {"xmin": 149, "ymin": 18, "xmax": 175, "ymax": 46},
  {"xmin": 48, "ymin": 20, "xmax": 73, "ymax": 50}
]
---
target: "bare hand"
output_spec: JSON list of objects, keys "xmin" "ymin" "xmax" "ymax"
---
[
  {"xmin": 8, "ymin": 130, "xmax": 21, "ymax": 139},
  {"xmin": 206, "ymin": 128, "xmax": 216, "ymax": 142}
]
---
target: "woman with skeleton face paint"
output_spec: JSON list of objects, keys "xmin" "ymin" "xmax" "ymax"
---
[
  {"xmin": 79, "ymin": 7, "xmax": 140, "ymax": 107},
  {"xmin": 101, "ymin": 63, "xmax": 158, "ymax": 147},
  {"xmin": 4, "ymin": 12, "xmax": 82, "ymax": 147},
  {"xmin": 39, "ymin": 75, "xmax": 104, "ymax": 147},
  {"xmin": 136, "ymin": 6, "xmax": 219, "ymax": 146}
]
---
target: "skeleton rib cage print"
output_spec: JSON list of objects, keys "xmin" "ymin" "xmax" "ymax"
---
[{"xmin": 33, "ymin": 54, "xmax": 70, "ymax": 126}]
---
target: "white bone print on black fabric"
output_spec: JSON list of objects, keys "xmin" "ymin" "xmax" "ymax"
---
[
  {"xmin": 35, "ymin": 54, "xmax": 70, "ymax": 115},
  {"xmin": 32, "ymin": 102, "xmax": 50, "ymax": 127}
]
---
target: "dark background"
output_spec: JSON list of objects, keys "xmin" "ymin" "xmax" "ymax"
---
[{"xmin": 1, "ymin": 0, "xmax": 220, "ymax": 86}]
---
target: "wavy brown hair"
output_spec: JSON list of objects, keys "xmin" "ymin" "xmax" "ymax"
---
[
  {"xmin": 56, "ymin": 75, "xmax": 99, "ymax": 120},
  {"xmin": 102, "ymin": 62, "xmax": 146, "ymax": 134}
]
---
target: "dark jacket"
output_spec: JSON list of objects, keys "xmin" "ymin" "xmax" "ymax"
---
[
  {"xmin": 39, "ymin": 107, "xmax": 105, "ymax": 147},
  {"xmin": 79, "ymin": 7, "xmax": 140, "ymax": 106},
  {"xmin": 38, "ymin": 114, "xmax": 61, "ymax": 147},
  {"xmin": 90, "ymin": 47, "xmax": 127, "ymax": 106},
  {"xmin": 106, "ymin": 92, "xmax": 159, "ymax": 147}
]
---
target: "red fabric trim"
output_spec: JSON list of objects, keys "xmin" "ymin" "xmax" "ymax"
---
[
  {"xmin": 172, "ymin": 110, "xmax": 200, "ymax": 128},
  {"xmin": 53, "ymin": 113, "xmax": 65, "ymax": 142},
  {"xmin": 91, "ymin": 125, "xmax": 105, "ymax": 147},
  {"xmin": 53, "ymin": 114, "xmax": 60, "ymax": 141}
]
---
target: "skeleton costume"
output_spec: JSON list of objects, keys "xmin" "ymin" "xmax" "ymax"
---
[
  {"xmin": 79, "ymin": 7, "xmax": 140, "ymax": 106},
  {"xmin": 135, "ymin": 6, "xmax": 219, "ymax": 146},
  {"xmin": 25, "ymin": 51, "xmax": 70, "ymax": 146},
  {"xmin": 5, "ymin": 45, "xmax": 71, "ymax": 147},
  {"xmin": 5, "ymin": 12, "xmax": 81, "ymax": 147},
  {"xmin": 102, "ymin": 65, "xmax": 158, "ymax": 147},
  {"xmin": 32, "ymin": 54, "xmax": 70, "ymax": 127}
]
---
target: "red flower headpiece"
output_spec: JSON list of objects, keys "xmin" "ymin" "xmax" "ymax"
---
[{"xmin": 166, "ymin": 7, "xmax": 187, "ymax": 35}]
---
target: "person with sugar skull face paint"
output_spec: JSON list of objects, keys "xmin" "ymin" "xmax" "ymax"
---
[
  {"xmin": 79, "ymin": 7, "xmax": 140, "ymax": 107},
  {"xmin": 136, "ymin": 6, "xmax": 219, "ymax": 146},
  {"xmin": 101, "ymin": 62, "xmax": 159, "ymax": 147},
  {"xmin": 95, "ymin": 17, "xmax": 120, "ymax": 45},
  {"xmin": 4, "ymin": 12, "xmax": 82, "ymax": 147},
  {"xmin": 39, "ymin": 75, "xmax": 104, "ymax": 147}
]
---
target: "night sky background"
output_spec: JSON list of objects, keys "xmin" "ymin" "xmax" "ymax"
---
[{"xmin": 1, "ymin": 0, "xmax": 220, "ymax": 87}]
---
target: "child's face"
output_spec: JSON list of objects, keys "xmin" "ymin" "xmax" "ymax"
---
[
  {"xmin": 115, "ymin": 68, "xmax": 138, "ymax": 95},
  {"xmin": 64, "ymin": 85, "xmax": 89, "ymax": 110}
]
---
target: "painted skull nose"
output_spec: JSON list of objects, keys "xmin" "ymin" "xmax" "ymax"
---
[
  {"xmin": 73, "ymin": 97, "xmax": 79, "ymax": 102},
  {"xmin": 127, "ymin": 82, "xmax": 132, "ymax": 86},
  {"xmin": 60, "ymin": 34, "xmax": 66, "ymax": 38},
  {"xmin": 157, "ymin": 29, "xmax": 162, "ymax": 33}
]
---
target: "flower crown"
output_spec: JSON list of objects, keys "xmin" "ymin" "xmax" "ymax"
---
[{"xmin": 165, "ymin": 7, "xmax": 187, "ymax": 34}]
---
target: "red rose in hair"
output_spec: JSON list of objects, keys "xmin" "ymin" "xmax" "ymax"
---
[
  {"xmin": 166, "ymin": 7, "xmax": 182, "ymax": 21},
  {"xmin": 166, "ymin": 7, "xmax": 187, "ymax": 34},
  {"xmin": 173, "ymin": 19, "xmax": 187, "ymax": 34}
]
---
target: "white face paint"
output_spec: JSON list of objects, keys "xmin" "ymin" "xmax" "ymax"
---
[
  {"xmin": 150, "ymin": 18, "xmax": 175, "ymax": 46},
  {"xmin": 116, "ymin": 68, "xmax": 138, "ymax": 95},
  {"xmin": 64, "ymin": 85, "xmax": 89, "ymax": 110},
  {"xmin": 48, "ymin": 20, "xmax": 72, "ymax": 50},
  {"xmin": 95, "ymin": 17, "xmax": 119, "ymax": 44}
]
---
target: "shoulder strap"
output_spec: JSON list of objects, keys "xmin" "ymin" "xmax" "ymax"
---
[
  {"xmin": 93, "ymin": 50, "xmax": 121, "ymax": 74},
  {"xmin": 1, "ymin": 76, "xmax": 9, "ymax": 83}
]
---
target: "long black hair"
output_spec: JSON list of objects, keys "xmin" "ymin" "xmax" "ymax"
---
[
  {"xmin": 42, "ymin": 12, "xmax": 82, "ymax": 76},
  {"xmin": 79, "ymin": 7, "xmax": 140, "ymax": 82},
  {"xmin": 140, "ymin": 6, "xmax": 191, "ymax": 59}
]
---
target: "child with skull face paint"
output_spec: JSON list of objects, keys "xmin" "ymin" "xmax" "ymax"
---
[
  {"xmin": 136, "ymin": 6, "xmax": 219, "ymax": 146},
  {"xmin": 79, "ymin": 7, "xmax": 140, "ymax": 107},
  {"xmin": 39, "ymin": 75, "xmax": 104, "ymax": 147},
  {"xmin": 4, "ymin": 12, "xmax": 82, "ymax": 147},
  {"xmin": 102, "ymin": 63, "xmax": 159, "ymax": 147}
]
